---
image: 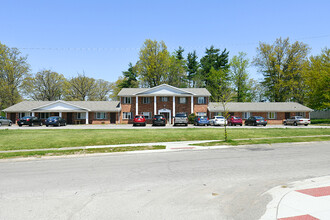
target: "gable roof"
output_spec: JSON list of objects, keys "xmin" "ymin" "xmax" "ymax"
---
[
  {"xmin": 3, "ymin": 101, "xmax": 121, "ymax": 112},
  {"xmin": 118, "ymin": 84, "xmax": 211, "ymax": 96},
  {"xmin": 208, "ymin": 102, "xmax": 313, "ymax": 112}
]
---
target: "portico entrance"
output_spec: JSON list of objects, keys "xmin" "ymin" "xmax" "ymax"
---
[{"xmin": 158, "ymin": 108, "xmax": 171, "ymax": 124}]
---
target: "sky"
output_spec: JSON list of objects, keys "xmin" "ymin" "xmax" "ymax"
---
[{"xmin": 1, "ymin": 0, "xmax": 329, "ymax": 83}]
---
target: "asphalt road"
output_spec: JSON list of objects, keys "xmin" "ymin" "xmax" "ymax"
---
[{"xmin": 1, "ymin": 141, "xmax": 330, "ymax": 220}]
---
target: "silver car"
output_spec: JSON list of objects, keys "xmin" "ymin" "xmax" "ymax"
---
[
  {"xmin": 173, "ymin": 113, "xmax": 188, "ymax": 126},
  {"xmin": 284, "ymin": 116, "xmax": 310, "ymax": 126},
  {"xmin": 0, "ymin": 116, "xmax": 12, "ymax": 126}
]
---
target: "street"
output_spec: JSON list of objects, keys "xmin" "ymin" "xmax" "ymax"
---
[{"xmin": 0, "ymin": 141, "xmax": 330, "ymax": 220}]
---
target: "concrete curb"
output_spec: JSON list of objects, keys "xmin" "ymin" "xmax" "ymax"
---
[{"xmin": 260, "ymin": 176, "xmax": 330, "ymax": 220}]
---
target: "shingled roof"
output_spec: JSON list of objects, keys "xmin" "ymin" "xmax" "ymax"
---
[
  {"xmin": 208, "ymin": 102, "xmax": 313, "ymax": 112},
  {"xmin": 3, "ymin": 101, "xmax": 121, "ymax": 112},
  {"xmin": 118, "ymin": 84, "xmax": 211, "ymax": 96}
]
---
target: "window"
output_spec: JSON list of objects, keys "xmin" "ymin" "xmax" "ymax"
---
[
  {"xmin": 179, "ymin": 97, "xmax": 187, "ymax": 104},
  {"xmin": 198, "ymin": 97, "xmax": 206, "ymax": 104},
  {"xmin": 143, "ymin": 97, "xmax": 150, "ymax": 104},
  {"xmin": 19, "ymin": 112, "xmax": 31, "ymax": 118},
  {"xmin": 197, "ymin": 112, "xmax": 207, "ymax": 116},
  {"xmin": 123, "ymin": 112, "xmax": 132, "ymax": 119},
  {"xmin": 77, "ymin": 112, "xmax": 86, "ymax": 119},
  {"xmin": 296, "ymin": 112, "xmax": 306, "ymax": 117},
  {"xmin": 123, "ymin": 97, "xmax": 131, "ymax": 104},
  {"xmin": 95, "ymin": 112, "xmax": 107, "ymax": 119},
  {"xmin": 39, "ymin": 113, "xmax": 50, "ymax": 119},
  {"xmin": 215, "ymin": 112, "xmax": 223, "ymax": 116},
  {"xmin": 268, "ymin": 112, "xmax": 276, "ymax": 119},
  {"xmin": 142, "ymin": 112, "xmax": 151, "ymax": 119},
  {"xmin": 161, "ymin": 97, "xmax": 168, "ymax": 102},
  {"xmin": 243, "ymin": 112, "xmax": 250, "ymax": 119}
]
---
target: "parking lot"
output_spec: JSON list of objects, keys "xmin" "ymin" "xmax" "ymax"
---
[{"xmin": 0, "ymin": 124, "xmax": 328, "ymax": 130}]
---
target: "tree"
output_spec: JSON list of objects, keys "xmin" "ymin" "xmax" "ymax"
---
[
  {"xmin": 200, "ymin": 46, "xmax": 230, "ymax": 86},
  {"xmin": 304, "ymin": 48, "xmax": 330, "ymax": 109},
  {"xmin": 248, "ymin": 79, "xmax": 267, "ymax": 102},
  {"xmin": 109, "ymin": 77, "xmax": 124, "ymax": 101},
  {"xmin": 207, "ymin": 68, "xmax": 231, "ymax": 102},
  {"xmin": 253, "ymin": 37, "xmax": 310, "ymax": 102},
  {"xmin": 230, "ymin": 52, "xmax": 250, "ymax": 102},
  {"xmin": 208, "ymin": 69, "xmax": 233, "ymax": 142},
  {"xmin": 64, "ymin": 73, "xmax": 96, "ymax": 101},
  {"xmin": 135, "ymin": 39, "xmax": 171, "ymax": 87},
  {"xmin": 0, "ymin": 42, "xmax": 30, "ymax": 110},
  {"xmin": 167, "ymin": 47, "xmax": 187, "ymax": 87},
  {"xmin": 92, "ymin": 79, "xmax": 112, "ymax": 101},
  {"xmin": 186, "ymin": 51, "xmax": 199, "ymax": 87},
  {"xmin": 22, "ymin": 70, "xmax": 66, "ymax": 101},
  {"xmin": 118, "ymin": 63, "xmax": 139, "ymax": 89},
  {"xmin": 200, "ymin": 46, "xmax": 230, "ymax": 100}
]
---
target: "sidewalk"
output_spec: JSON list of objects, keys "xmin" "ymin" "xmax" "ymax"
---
[{"xmin": 261, "ymin": 176, "xmax": 330, "ymax": 220}]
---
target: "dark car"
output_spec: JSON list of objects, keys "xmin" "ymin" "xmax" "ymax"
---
[
  {"xmin": 227, "ymin": 116, "xmax": 243, "ymax": 126},
  {"xmin": 0, "ymin": 116, "xmax": 12, "ymax": 126},
  {"xmin": 244, "ymin": 116, "xmax": 267, "ymax": 126},
  {"xmin": 45, "ymin": 116, "xmax": 66, "ymax": 127},
  {"xmin": 133, "ymin": 115, "xmax": 146, "ymax": 126},
  {"xmin": 152, "ymin": 115, "xmax": 166, "ymax": 126},
  {"xmin": 17, "ymin": 116, "xmax": 43, "ymax": 127},
  {"xmin": 194, "ymin": 116, "xmax": 210, "ymax": 126}
]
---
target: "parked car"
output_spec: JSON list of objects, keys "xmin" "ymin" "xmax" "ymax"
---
[
  {"xmin": 133, "ymin": 115, "xmax": 146, "ymax": 126},
  {"xmin": 44, "ymin": 116, "xmax": 66, "ymax": 127},
  {"xmin": 244, "ymin": 116, "xmax": 267, "ymax": 126},
  {"xmin": 227, "ymin": 116, "xmax": 242, "ymax": 126},
  {"xmin": 283, "ymin": 116, "xmax": 310, "ymax": 126},
  {"xmin": 173, "ymin": 113, "xmax": 188, "ymax": 126},
  {"xmin": 17, "ymin": 116, "xmax": 42, "ymax": 127},
  {"xmin": 0, "ymin": 116, "xmax": 12, "ymax": 126},
  {"xmin": 194, "ymin": 116, "xmax": 210, "ymax": 126},
  {"xmin": 210, "ymin": 116, "xmax": 226, "ymax": 126},
  {"xmin": 152, "ymin": 115, "xmax": 166, "ymax": 126}
]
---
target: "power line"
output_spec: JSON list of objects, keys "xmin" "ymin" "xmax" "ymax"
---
[{"xmin": 17, "ymin": 34, "xmax": 330, "ymax": 51}]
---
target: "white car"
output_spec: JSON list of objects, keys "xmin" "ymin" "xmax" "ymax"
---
[{"xmin": 210, "ymin": 116, "xmax": 226, "ymax": 126}]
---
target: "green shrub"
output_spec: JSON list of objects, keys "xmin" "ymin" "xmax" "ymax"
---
[
  {"xmin": 311, "ymin": 119, "xmax": 330, "ymax": 124},
  {"xmin": 188, "ymin": 113, "xmax": 196, "ymax": 124}
]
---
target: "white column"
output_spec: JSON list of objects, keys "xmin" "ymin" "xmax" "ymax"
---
[
  {"xmin": 136, "ymin": 96, "xmax": 138, "ymax": 115},
  {"xmin": 59, "ymin": 112, "xmax": 62, "ymax": 117},
  {"xmin": 173, "ymin": 96, "xmax": 176, "ymax": 118},
  {"xmin": 85, "ymin": 112, "xmax": 89, "ymax": 124},
  {"xmin": 154, "ymin": 96, "xmax": 157, "ymax": 116},
  {"xmin": 191, "ymin": 96, "xmax": 194, "ymax": 114},
  {"xmin": 31, "ymin": 112, "xmax": 35, "ymax": 116}
]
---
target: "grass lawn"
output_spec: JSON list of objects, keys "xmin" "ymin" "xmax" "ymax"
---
[
  {"xmin": 192, "ymin": 136, "xmax": 330, "ymax": 146},
  {"xmin": 0, "ymin": 128, "xmax": 329, "ymax": 151},
  {"xmin": 0, "ymin": 145, "xmax": 166, "ymax": 159}
]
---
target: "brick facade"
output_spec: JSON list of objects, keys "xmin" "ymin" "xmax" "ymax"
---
[{"xmin": 119, "ymin": 95, "xmax": 210, "ymax": 124}]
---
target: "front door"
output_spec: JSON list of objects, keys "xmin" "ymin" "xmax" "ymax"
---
[
  {"xmin": 67, "ymin": 113, "xmax": 73, "ymax": 124},
  {"xmin": 110, "ymin": 113, "xmax": 116, "ymax": 124},
  {"xmin": 285, "ymin": 112, "xmax": 290, "ymax": 119},
  {"xmin": 10, "ymin": 113, "xmax": 16, "ymax": 124},
  {"xmin": 158, "ymin": 109, "xmax": 171, "ymax": 124},
  {"xmin": 161, "ymin": 112, "xmax": 170, "ymax": 124}
]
